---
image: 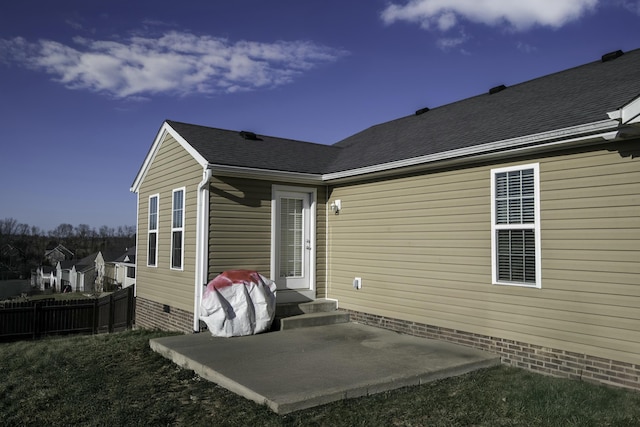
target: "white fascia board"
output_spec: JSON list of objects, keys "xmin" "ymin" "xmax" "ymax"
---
[
  {"xmin": 209, "ymin": 163, "xmax": 324, "ymax": 184},
  {"xmin": 609, "ymin": 95, "xmax": 640, "ymax": 125},
  {"xmin": 130, "ymin": 121, "xmax": 208, "ymax": 193},
  {"xmin": 622, "ymin": 97, "xmax": 640, "ymax": 125},
  {"xmin": 322, "ymin": 119, "xmax": 619, "ymax": 183}
]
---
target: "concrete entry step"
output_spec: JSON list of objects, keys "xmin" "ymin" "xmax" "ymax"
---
[
  {"xmin": 275, "ymin": 298, "xmax": 338, "ymax": 317},
  {"xmin": 273, "ymin": 298, "xmax": 348, "ymax": 331},
  {"xmin": 277, "ymin": 311, "xmax": 350, "ymax": 330}
]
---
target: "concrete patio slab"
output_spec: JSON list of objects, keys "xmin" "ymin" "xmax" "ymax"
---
[{"xmin": 150, "ymin": 322, "xmax": 500, "ymax": 414}]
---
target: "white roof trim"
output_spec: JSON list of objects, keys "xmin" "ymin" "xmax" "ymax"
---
[
  {"xmin": 608, "ymin": 95, "xmax": 640, "ymax": 125},
  {"xmin": 209, "ymin": 163, "xmax": 323, "ymax": 184},
  {"xmin": 130, "ymin": 121, "xmax": 208, "ymax": 193},
  {"xmin": 322, "ymin": 119, "xmax": 619, "ymax": 182}
]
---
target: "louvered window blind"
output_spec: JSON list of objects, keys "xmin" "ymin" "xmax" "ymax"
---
[
  {"xmin": 279, "ymin": 198, "xmax": 304, "ymax": 278},
  {"xmin": 494, "ymin": 168, "xmax": 537, "ymax": 284}
]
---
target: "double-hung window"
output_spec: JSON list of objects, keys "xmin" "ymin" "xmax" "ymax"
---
[
  {"xmin": 147, "ymin": 194, "xmax": 159, "ymax": 267},
  {"xmin": 491, "ymin": 163, "xmax": 541, "ymax": 288},
  {"xmin": 171, "ymin": 188, "xmax": 185, "ymax": 270}
]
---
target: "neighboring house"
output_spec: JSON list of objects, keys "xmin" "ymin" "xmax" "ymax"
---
[
  {"xmin": 95, "ymin": 248, "xmax": 124, "ymax": 291},
  {"xmin": 102, "ymin": 247, "xmax": 136, "ymax": 290},
  {"xmin": 44, "ymin": 244, "xmax": 74, "ymax": 266},
  {"xmin": 131, "ymin": 49, "xmax": 640, "ymax": 390},
  {"xmin": 56, "ymin": 260, "xmax": 74, "ymax": 291},
  {"xmin": 1, "ymin": 244, "xmax": 24, "ymax": 279},
  {"xmin": 56, "ymin": 253, "xmax": 99, "ymax": 292},
  {"xmin": 34, "ymin": 266, "xmax": 56, "ymax": 290}
]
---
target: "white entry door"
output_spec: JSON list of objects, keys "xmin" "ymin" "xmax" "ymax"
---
[{"xmin": 272, "ymin": 187, "xmax": 315, "ymax": 293}]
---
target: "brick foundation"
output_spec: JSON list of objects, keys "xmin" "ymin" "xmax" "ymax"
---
[
  {"xmin": 135, "ymin": 297, "xmax": 194, "ymax": 334},
  {"xmin": 344, "ymin": 309, "xmax": 640, "ymax": 392}
]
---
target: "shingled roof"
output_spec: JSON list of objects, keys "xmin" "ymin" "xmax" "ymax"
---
[
  {"xmin": 165, "ymin": 120, "xmax": 342, "ymax": 175},
  {"xmin": 327, "ymin": 48, "xmax": 640, "ymax": 173},
  {"xmin": 141, "ymin": 48, "xmax": 640, "ymax": 183}
]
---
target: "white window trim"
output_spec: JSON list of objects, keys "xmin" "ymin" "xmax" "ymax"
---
[
  {"xmin": 147, "ymin": 194, "xmax": 159, "ymax": 267},
  {"xmin": 490, "ymin": 163, "xmax": 542, "ymax": 288},
  {"xmin": 171, "ymin": 187, "xmax": 186, "ymax": 271}
]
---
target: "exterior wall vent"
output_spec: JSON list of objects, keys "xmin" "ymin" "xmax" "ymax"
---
[
  {"xmin": 601, "ymin": 50, "xmax": 624, "ymax": 63},
  {"xmin": 415, "ymin": 107, "xmax": 430, "ymax": 116},
  {"xmin": 489, "ymin": 84, "xmax": 507, "ymax": 95},
  {"xmin": 239, "ymin": 131, "xmax": 260, "ymax": 140}
]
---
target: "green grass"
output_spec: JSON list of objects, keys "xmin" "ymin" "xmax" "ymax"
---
[
  {"xmin": 1, "ymin": 330, "xmax": 639, "ymax": 426},
  {"xmin": 1, "ymin": 290, "xmax": 98, "ymax": 304}
]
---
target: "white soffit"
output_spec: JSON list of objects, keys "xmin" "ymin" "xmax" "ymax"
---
[{"xmin": 209, "ymin": 163, "xmax": 323, "ymax": 184}]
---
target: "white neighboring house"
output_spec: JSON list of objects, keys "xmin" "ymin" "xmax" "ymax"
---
[
  {"xmin": 105, "ymin": 247, "xmax": 136, "ymax": 290},
  {"xmin": 34, "ymin": 266, "xmax": 56, "ymax": 291},
  {"xmin": 55, "ymin": 253, "xmax": 99, "ymax": 293}
]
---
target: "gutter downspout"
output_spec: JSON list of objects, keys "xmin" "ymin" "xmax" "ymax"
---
[{"xmin": 193, "ymin": 168, "xmax": 212, "ymax": 332}]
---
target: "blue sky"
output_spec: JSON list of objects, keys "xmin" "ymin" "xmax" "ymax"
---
[{"xmin": 1, "ymin": 0, "xmax": 639, "ymax": 232}]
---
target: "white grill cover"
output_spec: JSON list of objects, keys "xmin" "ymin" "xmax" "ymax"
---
[{"xmin": 200, "ymin": 270, "xmax": 277, "ymax": 337}]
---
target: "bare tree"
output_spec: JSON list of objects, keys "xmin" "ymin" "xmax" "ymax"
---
[
  {"xmin": 0, "ymin": 218, "xmax": 18, "ymax": 236},
  {"xmin": 98, "ymin": 226, "xmax": 115, "ymax": 238},
  {"xmin": 76, "ymin": 224, "xmax": 94, "ymax": 239},
  {"xmin": 50, "ymin": 223, "xmax": 74, "ymax": 239}
]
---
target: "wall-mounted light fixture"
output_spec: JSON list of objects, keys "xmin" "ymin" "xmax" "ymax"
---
[{"xmin": 330, "ymin": 199, "xmax": 341, "ymax": 214}]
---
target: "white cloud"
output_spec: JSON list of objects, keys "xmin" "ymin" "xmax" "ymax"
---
[
  {"xmin": 435, "ymin": 29, "xmax": 469, "ymax": 51},
  {"xmin": 616, "ymin": 0, "xmax": 640, "ymax": 14},
  {"xmin": 516, "ymin": 42, "xmax": 538, "ymax": 53},
  {"xmin": 381, "ymin": 0, "xmax": 599, "ymax": 32},
  {"xmin": 0, "ymin": 31, "xmax": 348, "ymax": 98}
]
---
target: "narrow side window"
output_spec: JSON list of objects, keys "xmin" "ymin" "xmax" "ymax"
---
[
  {"xmin": 171, "ymin": 188, "xmax": 185, "ymax": 270},
  {"xmin": 147, "ymin": 194, "xmax": 159, "ymax": 267}
]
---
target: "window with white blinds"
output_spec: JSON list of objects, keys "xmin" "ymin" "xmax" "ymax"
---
[
  {"xmin": 491, "ymin": 164, "xmax": 541, "ymax": 288},
  {"xmin": 171, "ymin": 188, "xmax": 185, "ymax": 270},
  {"xmin": 279, "ymin": 197, "xmax": 304, "ymax": 278}
]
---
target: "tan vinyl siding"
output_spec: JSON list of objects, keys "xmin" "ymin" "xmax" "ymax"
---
[
  {"xmin": 208, "ymin": 177, "xmax": 272, "ymax": 277},
  {"xmin": 136, "ymin": 135, "xmax": 202, "ymax": 313},
  {"xmin": 208, "ymin": 176, "xmax": 327, "ymax": 296},
  {"xmin": 327, "ymin": 141, "xmax": 640, "ymax": 365},
  {"xmin": 315, "ymin": 185, "xmax": 328, "ymax": 297}
]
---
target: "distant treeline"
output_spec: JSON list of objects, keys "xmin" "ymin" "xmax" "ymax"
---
[{"xmin": 0, "ymin": 218, "xmax": 136, "ymax": 280}]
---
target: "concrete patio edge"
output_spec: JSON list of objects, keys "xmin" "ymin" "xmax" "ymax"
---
[{"xmin": 150, "ymin": 322, "xmax": 501, "ymax": 414}]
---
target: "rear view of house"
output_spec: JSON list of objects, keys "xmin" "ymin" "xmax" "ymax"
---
[{"xmin": 131, "ymin": 49, "xmax": 640, "ymax": 391}]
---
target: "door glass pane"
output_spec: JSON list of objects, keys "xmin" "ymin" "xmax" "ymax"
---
[{"xmin": 279, "ymin": 197, "xmax": 303, "ymax": 278}]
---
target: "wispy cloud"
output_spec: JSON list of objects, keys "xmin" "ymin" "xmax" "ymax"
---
[
  {"xmin": 0, "ymin": 31, "xmax": 348, "ymax": 99},
  {"xmin": 436, "ymin": 31, "xmax": 469, "ymax": 51},
  {"xmin": 516, "ymin": 42, "xmax": 538, "ymax": 53},
  {"xmin": 381, "ymin": 0, "xmax": 599, "ymax": 33},
  {"xmin": 616, "ymin": 0, "xmax": 640, "ymax": 14}
]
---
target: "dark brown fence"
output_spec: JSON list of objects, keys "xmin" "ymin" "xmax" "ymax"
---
[{"xmin": 0, "ymin": 286, "xmax": 134, "ymax": 340}]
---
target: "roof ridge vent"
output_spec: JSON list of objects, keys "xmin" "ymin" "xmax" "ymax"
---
[
  {"xmin": 415, "ymin": 107, "xmax": 430, "ymax": 116},
  {"xmin": 239, "ymin": 131, "xmax": 260, "ymax": 140},
  {"xmin": 601, "ymin": 50, "xmax": 624, "ymax": 63},
  {"xmin": 489, "ymin": 84, "xmax": 507, "ymax": 95}
]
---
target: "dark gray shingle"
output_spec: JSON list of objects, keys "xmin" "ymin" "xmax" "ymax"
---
[
  {"xmin": 165, "ymin": 121, "xmax": 342, "ymax": 174},
  {"xmin": 167, "ymin": 48, "xmax": 640, "ymax": 175},
  {"xmin": 327, "ymin": 48, "xmax": 640, "ymax": 172}
]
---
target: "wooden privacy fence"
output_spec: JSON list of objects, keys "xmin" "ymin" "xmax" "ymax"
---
[{"xmin": 0, "ymin": 286, "xmax": 135, "ymax": 340}]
